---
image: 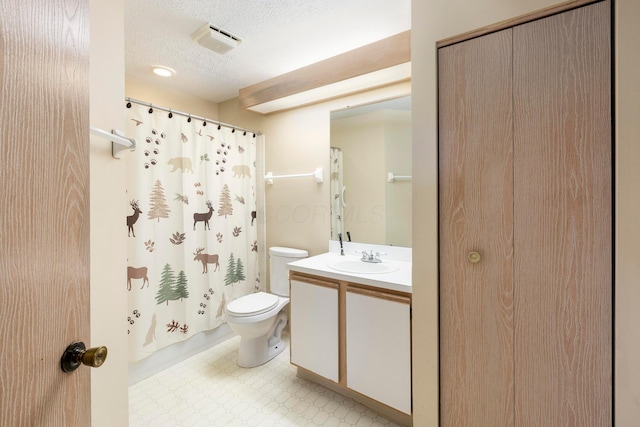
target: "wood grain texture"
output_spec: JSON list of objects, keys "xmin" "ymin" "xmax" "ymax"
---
[
  {"xmin": 438, "ymin": 28, "xmax": 515, "ymax": 427},
  {"xmin": 345, "ymin": 285, "xmax": 411, "ymax": 305},
  {"xmin": 436, "ymin": 0, "xmax": 600, "ymax": 48},
  {"xmin": 239, "ymin": 31, "xmax": 410, "ymax": 109},
  {"xmin": 289, "ymin": 272, "xmax": 340, "ymax": 289},
  {"xmin": 0, "ymin": 1, "xmax": 90, "ymax": 426},
  {"xmin": 512, "ymin": 2, "xmax": 612, "ymax": 425}
]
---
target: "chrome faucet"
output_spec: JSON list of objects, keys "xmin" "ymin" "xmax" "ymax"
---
[{"xmin": 360, "ymin": 250, "xmax": 384, "ymax": 263}]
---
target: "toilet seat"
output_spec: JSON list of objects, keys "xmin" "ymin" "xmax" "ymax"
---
[{"xmin": 226, "ymin": 292, "xmax": 279, "ymax": 317}]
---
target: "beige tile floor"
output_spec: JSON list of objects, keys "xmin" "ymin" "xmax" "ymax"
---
[{"xmin": 129, "ymin": 334, "xmax": 403, "ymax": 426}]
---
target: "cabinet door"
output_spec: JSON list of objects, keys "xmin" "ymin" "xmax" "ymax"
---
[
  {"xmin": 346, "ymin": 288, "xmax": 411, "ymax": 415},
  {"xmin": 290, "ymin": 278, "xmax": 339, "ymax": 382}
]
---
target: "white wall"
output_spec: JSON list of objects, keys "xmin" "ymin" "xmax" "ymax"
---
[
  {"xmin": 412, "ymin": 0, "xmax": 640, "ymax": 425},
  {"xmin": 89, "ymin": 0, "xmax": 128, "ymax": 425}
]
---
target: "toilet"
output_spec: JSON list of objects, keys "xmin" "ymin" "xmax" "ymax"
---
[{"xmin": 225, "ymin": 246, "xmax": 308, "ymax": 368}]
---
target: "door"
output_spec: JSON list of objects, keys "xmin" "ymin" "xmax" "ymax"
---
[
  {"xmin": 290, "ymin": 277, "xmax": 340, "ymax": 382},
  {"xmin": 512, "ymin": 3, "xmax": 612, "ymax": 423},
  {"xmin": 438, "ymin": 28, "xmax": 515, "ymax": 426},
  {"xmin": 345, "ymin": 287, "xmax": 411, "ymax": 414},
  {"xmin": 0, "ymin": 1, "xmax": 91, "ymax": 426},
  {"xmin": 439, "ymin": 1, "xmax": 611, "ymax": 425}
]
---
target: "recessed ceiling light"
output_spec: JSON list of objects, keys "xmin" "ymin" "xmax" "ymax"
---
[{"xmin": 152, "ymin": 66, "xmax": 175, "ymax": 77}]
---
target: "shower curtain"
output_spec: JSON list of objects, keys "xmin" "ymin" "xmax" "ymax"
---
[
  {"xmin": 330, "ymin": 147, "xmax": 344, "ymax": 241},
  {"xmin": 125, "ymin": 102, "xmax": 261, "ymax": 362}
]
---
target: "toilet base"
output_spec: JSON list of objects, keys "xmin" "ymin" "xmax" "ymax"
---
[
  {"xmin": 235, "ymin": 312, "xmax": 288, "ymax": 368},
  {"xmin": 237, "ymin": 337, "xmax": 286, "ymax": 368}
]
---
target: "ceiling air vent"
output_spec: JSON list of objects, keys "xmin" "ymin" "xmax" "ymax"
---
[{"xmin": 191, "ymin": 23, "xmax": 241, "ymax": 55}]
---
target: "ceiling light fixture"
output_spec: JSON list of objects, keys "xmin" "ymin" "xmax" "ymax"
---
[{"xmin": 152, "ymin": 66, "xmax": 175, "ymax": 77}]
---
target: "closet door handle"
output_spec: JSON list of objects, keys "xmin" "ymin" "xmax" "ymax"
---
[{"xmin": 468, "ymin": 251, "xmax": 481, "ymax": 263}]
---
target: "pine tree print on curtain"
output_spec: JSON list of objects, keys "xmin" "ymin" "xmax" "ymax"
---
[{"xmin": 125, "ymin": 103, "xmax": 261, "ymax": 362}]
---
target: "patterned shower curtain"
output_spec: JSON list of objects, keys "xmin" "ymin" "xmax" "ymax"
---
[
  {"xmin": 125, "ymin": 102, "xmax": 261, "ymax": 362},
  {"xmin": 330, "ymin": 147, "xmax": 344, "ymax": 241}
]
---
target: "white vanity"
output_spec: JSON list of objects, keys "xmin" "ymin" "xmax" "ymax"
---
[{"xmin": 286, "ymin": 242, "xmax": 412, "ymax": 426}]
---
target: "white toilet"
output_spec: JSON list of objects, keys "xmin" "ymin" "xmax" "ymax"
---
[{"xmin": 225, "ymin": 246, "xmax": 308, "ymax": 368}]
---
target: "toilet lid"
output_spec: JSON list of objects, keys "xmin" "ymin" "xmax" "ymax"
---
[{"xmin": 226, "ymin": 292, "xmax": 279, "ymax": 317}]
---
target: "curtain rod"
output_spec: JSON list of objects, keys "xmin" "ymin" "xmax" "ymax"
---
[{"xmin": 125, "ymin": 97, "xmax": 262, "ymax": 136}]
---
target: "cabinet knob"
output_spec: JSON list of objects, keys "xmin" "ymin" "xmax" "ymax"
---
[{"xmin": 467, "ymin": 251, "xmax": 481, "ymax": 263}]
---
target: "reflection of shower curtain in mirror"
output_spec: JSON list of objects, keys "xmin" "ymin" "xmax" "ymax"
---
[
  {"xmin": 330, "ymin": 147, "xmax": 344, "ymax": 240},
  {"xmin": 125, "ymin": 102, "xmax": 262, "ymax": 362}
]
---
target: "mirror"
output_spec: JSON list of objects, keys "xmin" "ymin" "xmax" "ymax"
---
[{"xmin": 330, "ymin": 96, "xmax": 412, "ymax": 247}]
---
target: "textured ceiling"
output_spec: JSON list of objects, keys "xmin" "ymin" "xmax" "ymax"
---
[{"xmin": 125, "ymin": 0, "xmax": 411, "ymax": 104}]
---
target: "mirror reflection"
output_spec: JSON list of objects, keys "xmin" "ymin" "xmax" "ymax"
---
[{"xmin": 330, "ymin": 96, "xmax": 412, "ymax": 247}]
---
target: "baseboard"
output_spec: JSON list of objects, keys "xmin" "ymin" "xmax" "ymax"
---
[
  {"xmin": 296, "ymin": 367, "xmax": 413, "ymax": 427},
  {"xmin": 128, "ymin": 323, "xmax": 235, "ymax": 385}
]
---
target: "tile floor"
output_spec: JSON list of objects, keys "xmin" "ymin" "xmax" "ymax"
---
[{"xmin": 129, "ymin": 334, "xmax": 402, "ymax": 426}]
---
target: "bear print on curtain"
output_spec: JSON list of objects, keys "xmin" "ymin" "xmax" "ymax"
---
[{"xmin": 125, "ymin": 102, "xmax": 260, "ymax": 362}]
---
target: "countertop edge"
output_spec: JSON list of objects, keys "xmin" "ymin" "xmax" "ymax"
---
[{"xmin": 286, "ymin": 253, "xmax": 412, "ymax": 294}]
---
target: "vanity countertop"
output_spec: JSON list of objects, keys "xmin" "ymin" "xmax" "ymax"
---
[{"xmin": 287, "ymin": 252, "xmax": 412, "ymax": 294}]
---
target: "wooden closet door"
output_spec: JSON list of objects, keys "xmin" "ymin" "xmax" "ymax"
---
[
  {"xmin": 512, "ymin": 2, "xmax": 612, "ymax": 425},
  {"xmin": 438, "ymin": 28, "xmax": 515, "ymax": 427}
]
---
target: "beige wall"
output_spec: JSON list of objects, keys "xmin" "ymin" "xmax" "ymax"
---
[
  {"xmin": 125, "ymin": 76, "xmax": 219, "ymax": 119},
  {"xmin": 383, "ymin": 110, "xmax": 411, "ymax": 247},
  {"xmin": 220, "ymin": 81, "xmax": 411, "ymax": 262},
  {"xmin": 332, "ymin": 112, "xmax": 387, "ymax": 245},
  {"xmin": 412, "ymin": 0, "xmax": 640, "ymax": 425},
  {"xmin": 89, "ymin": 0, "xmax": 129, "ymax": 426},
  {"xmin": 330, "ymin": 109, "xmax": 412, "ymax": 247}
]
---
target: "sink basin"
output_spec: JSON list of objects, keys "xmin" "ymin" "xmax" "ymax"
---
[{"xmin": 326, "ymin": 259, "xmax": 399, "ymax": 274}]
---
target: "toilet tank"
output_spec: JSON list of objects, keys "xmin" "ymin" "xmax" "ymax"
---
[{"xmin": 269, "ymin": 246, "xmax": 308, "ymax": 296}]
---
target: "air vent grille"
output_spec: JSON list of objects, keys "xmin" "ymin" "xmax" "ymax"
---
[
  {"xmin": 191, "ymin": 23, "xmax": 242, "ymax": 55},
  {"xmin": 208, "ymin": 25, "xmax": 241, "ymax": 43}
]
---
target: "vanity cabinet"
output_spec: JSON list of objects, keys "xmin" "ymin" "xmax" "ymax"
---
[
  {"xmin": 346, "ymin": 287, "xmax": 411, "ymax": 415},
  {"xmin": 290, "ymin": 277, "xmax": 339, "ymax": 382},
  {"xmin": 289, "ymin": 271, "xmax": 412, "ymax": 425}
]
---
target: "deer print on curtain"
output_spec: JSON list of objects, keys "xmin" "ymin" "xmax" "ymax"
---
[{"xmin": 125, "ymin": 102, "xmax": 261, "ymax": 362}]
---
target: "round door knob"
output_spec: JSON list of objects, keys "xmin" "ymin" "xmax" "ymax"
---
[
  {"xmin": 61, "ymin": 341, "xmax": 108, "ymax": 373},
  {"xmin": 468, "ymin": 251, "xmax": 481, "ymax": 263},
  {"xmin": 82, "ymin": 346, "xmax": 108, "ymax": 368}
]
